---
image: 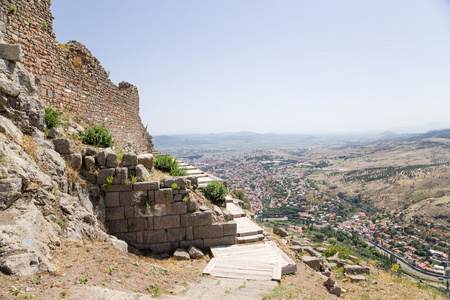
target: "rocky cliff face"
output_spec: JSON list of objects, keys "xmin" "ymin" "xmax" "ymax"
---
[{"xmin": 0, "ymin": 25, "xmax": 126, "ymax": 278}]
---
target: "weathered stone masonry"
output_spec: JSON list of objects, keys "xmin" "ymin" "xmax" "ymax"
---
[
  {"xmin": 0, "ymin": 0, "xmax": 153, "ymax": 152},
  {"xmin": 102, "ymin": 182, "xmax": 237, "ymax": 253}
]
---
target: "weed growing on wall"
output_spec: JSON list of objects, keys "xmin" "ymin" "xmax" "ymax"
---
[
  {"xmin": 202, "ymin": 181, "xmax": 227, "ymax": 206},
  {"xmin": 9, "ymin": 4, "xmax": 17, "ymax": 14},
  {"xmin": 81, "ymin": 123, "xmax": 113, "ymax": 148},
  {"xmin": 44, "ymin": 106, "xmax": 60, "ymax": 129},
  {"xmin": 154, "ymin": 155, "xmax": 187, "ymax": 176}
]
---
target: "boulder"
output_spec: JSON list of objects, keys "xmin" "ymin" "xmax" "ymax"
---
[
  {"xmin": 212, "ymin": 205, "xmax": 223, "ymax": 217},
  {"xmin": 344, "ymin": 264, "xmax": 370, "ymax": 275},
  {"xmin": 0, "ymin": 253, "xmax": 39, "ymax": 276},
  {"xmin": 173, "ymin": 248, "xmax": 190, "ymax": 260},
  {"xmin": 327, "ymin": 284, "xmax": 342, "ymax": 297},
  {"xmin": 53, "ymin": 138, "xmax": 71, "ymax": 155},
  {"xmin": 135, "ymin": 164, "xmax": 150, "ymax": 181},
  {"xmin": 122, "ymin": 152, "xmax": 138, "ymax": 166},
  {"xmin": 302, "ymin": 255, "xmax": 321, "ymax": 271},
  {"xmin": 36, "ymin": 148, "xmax": 67, "ymax": 192},
  {"xmin": 323, "ymin": 277, "xmax": 335, "ymax": 287},
  {"xmin": 188, "ymin": 245, "xmax": 204, "ymax": 259},
  {"xmin": 137, "ymin": 153, "xmax": 153, "ymax": 169},
  {"xmin": 0, "ymin": 177, "xmax": 22, "ymax": 210},
  {"xmin": 47, "ymin": 127, "xmax": 63, "ymax": 139},
  {"xmin": 273, "ymin": 226, "xmax": 289, "ymax": 237}
]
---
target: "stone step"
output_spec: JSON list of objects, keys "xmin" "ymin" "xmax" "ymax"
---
[
  {"xmin": 198, "ymin": 177, "xmax": 213, "ymax": 182},
  {"xmin": 237, "ymin": 234, "xmax": 264, "ymax": 244},
  {"xmin": 226, "ymin": 202, "xmax": 246, "ymax": 218},
  {"xmin": 225, "ymin": 195, "xmax": 234, "ymax": 203},
  {"xmin": 186, "ymin": 169, "xmax": 204, "ymax": 175}
]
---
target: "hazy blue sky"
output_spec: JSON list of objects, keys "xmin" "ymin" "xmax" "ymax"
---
[{"xmin": 52, "ymin": 1, "xmax": 450, "ymax": 135}]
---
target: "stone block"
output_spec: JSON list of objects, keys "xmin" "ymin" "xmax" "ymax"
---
[
  {"xmin": 114, "ymin": 232, "xmax": 137, "ymax": 244},
  {"xmin": 164, "ymin": 177, "xmax": 190, "ymax": 189},
  {"xmin": 137, "ymin": 231, "xmax": 143, "ymax": 244},
  {"xmin": 147, "ymin": 190, "xmax": 155, "ymax": 204},
  {"xmin": 349, "ymin": 275, "xmax": 367, "ymax": 282},
  {"xmin": 97, "ymin": 168, "xmax": 115, "ymax": 185},
  {"xmin": 65, "ymin": 153, "xmax": 82, "ymax": 170},
  {"xmin": 85, "ymin": 156, "xmax": 96, "ymax": 170},
  {"xmin": 222, "ymin": 221, "xmax": 237, "ymax": 236},
  {"xmin": 187, "ymin": 199, "xmax": 197, "ymax": 212},
  {"xmin": 101, "ymin": 184, "xmax": 133, "ymax": 192},
  {"xmin": 84, "ymin": 147, "xmax": 98, "ymax": 156},
  {"xmin": 106, "ymin": 153, "xmax": 118, "ymax": 168},
  {"xmin": 179, "ymin": 189, "xmax": 190, "ymax": 195},
  {"xmin": 113, "ymin": 167, "xmax": 128, "ymax": 184},
  {"xmin": 174, "ymin": 248, "xmax": 190, "ymax": 260},
  {"xmin": 194, "ymin": 224, "xmax": 223, "ymax": 239},
  {"xmin": 128, "ymin": 218, "xmax": 149, "ymax": 232},
  {"xmin": 180, "ymin": 239, "xmax": 204, "ymax": 250},
  {"xmin": 119, "ymin": 191, "xmax": 147, "ymax": 206},
  {"xmin": 147, "ymin": 217, "xmax": 154, "ymax": 229},
  {"xmin": 344, "ymin": 264, "xmax": 370, "ymax": 275},
  {"xmin": 151, "ymin": 204, "xmax": 166, "ymax": 216},
  {"xmin": 137, "ymin": 153, "xmax": 153, "ymax": 169},
  {"xmin": 122, "ymin": 152, "xmax": 138, "ymax": 166},
  {"xmin": 167, "ymin": 228, "xmax": 186, "ymax": 242},
  {"xmin": 154, "ymin": 215, "xmax": 180, "ymax": 229},
  {"xmin": 186, "ymin": 227, "xmax": 193, "ymax": 240},
  {"xmin": 143, "ymin": 230, "xmax": 167, "ymax": 244},
  {"xmin": 107, "ymin": 219, "xmax": 128, "ymax": 233},
  {"xmin": 203, "ymin": 235, "xmax": 236, "ymax": 249},
  {"xmin": 154, "ymin": 188, "xmax": 173, "ymax": 204},
  {"xmin": 0, "ymin": 44, "xmax": 22, "ymax": 61},
  {"xmin": 97, "ymin": 149, "xmax": 113, "ymax": 166},
  {"xmin": 104, "ymin": 192, "xmax": 120, "ymax": 207},
  {"xmin": 166, "ymin": 202, "xmax": 187, "ymax": 215},
  {"xmin": 105, "ymin": 207, "xmax": 124, "ymax": 220},
  {"xmin": 173, "ymin": 194, "xmax": 183, "ymax": 202},
  {"xmin": 181, "ymin": 211, "xmax": 212, "ymax": 227},
  {"xmin": 302, "ymin": 256, "xmax": 321, "ymax": 272},
  {"xmin": 148, "ymin": 243, "xmax": 178, "ymax": 253},
  {"xmin": 124, "ymin": 206, "xmax": 135, "ymax": 219},
  {"xmin": 133, "ymin": 181, "xmax": 159, "ymax": 191},
  {"xmin": 0, "ymin": 21, "xmax": 5, "ymax": 33},
  {"xmin": 53, "ymin": 138, "xmax": 71, "ymax": 155}
]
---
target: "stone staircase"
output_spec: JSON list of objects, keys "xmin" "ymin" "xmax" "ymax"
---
[
  {"xmin": 177, "ymin": 161, "xmax": 224, "ymax": 188},
  {"xmin": 225, "ymin": 196, "xmax": 265, "ymax": 244}
]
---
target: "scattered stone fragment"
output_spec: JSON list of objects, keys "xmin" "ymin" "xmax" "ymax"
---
[
  {"xmin": 173, "ymin": 248, "xmax": 190, "ymax": 260},
  {"xmin": 302, "ymin": 255, "xmax": 321, "ymax": 272},
  {"xmin": 323, "ymin": 277, "xmax": 335, "ymax": 287},
  {"xmin": 212, "ymin": 205, "xmax": 223, "ymax": 217},
  {"xmin": 344, "ymin": 264, "xmax": 370, "ymax": 275},
  {"xmin": 349, "ymin": 275, "xmax": 367, "ymax": 283},
  {"xmin": 327, "ymin": 284, "xmax": 342, "ymax": 297},
  {"xmin": 188, "ymin": 245, "xmax": 204, "ymax": 259},
  {"xmin": 273, "ymin": 226, "xmax": 289, "ymax": 237}
]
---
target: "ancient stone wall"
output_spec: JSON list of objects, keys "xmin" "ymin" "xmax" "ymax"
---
[
  {"xmin": 102, "ymin": 183, "xmax": 237, "ymax": 253},
  {"xmin": 0, "ymin": 0, "xmax": 153, "ymax": 152}
]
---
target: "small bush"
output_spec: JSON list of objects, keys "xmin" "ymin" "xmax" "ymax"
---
[
  {"xmin": 42, "ymin": 21, "xmax": 48, "ymax": 29},
  {"xmin": 202, "ymin": 181, "xmax": 227, "ymax": 206},
  {"xmin": 9, "ymin": 4, "xmax": 17, "ymax": 14},
  {"xmin": 45, "ymin": 106, "xmax": 60, "ymax": 129},
  {"xmin": 154, "ymin": 155, "xmax": 187, "ymax": 176},
  {"xmin": 81, "ymin": 123, "xmax": 113, "ymax": 148},
  {"xmin": 171, "ymin": 183, "xmax": 180, "ymax": 190}
]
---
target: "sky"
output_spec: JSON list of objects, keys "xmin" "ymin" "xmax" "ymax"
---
[{"xmin": 51, "ymin": 1, "xmax": 450, "ymax": 135}]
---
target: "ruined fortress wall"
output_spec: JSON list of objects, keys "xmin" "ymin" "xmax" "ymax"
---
[{"xmin": 0, "ymin": 0, "xmax": 153, "ymax": 152}]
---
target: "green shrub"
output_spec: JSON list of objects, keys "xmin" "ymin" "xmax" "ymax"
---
[
  {"xmin": 202, "ymin": 181, "xmax": 227, "ymax": 206},
  {"xmin": 45, "ymin": 106, "xmax": 60, "ymax": 129},
  {"xmin": 171, "ymin": 183, "xmax": 180, "ymax": 190},
  {"xmin": 154, "ymin": 155, "xmax": 187, "ymax": 176},
  {"xmin": 9, "ymin": 4, "xmax": 17, "ymax": 14},
  {"xmin": 81, "ymin": 123, "xmax": 113, "ymax": 148}
]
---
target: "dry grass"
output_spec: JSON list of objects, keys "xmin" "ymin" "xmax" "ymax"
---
[
  {"xmin": 0, "ymin": 239, "xmax": 209, "ymax": 299},
  {"xmin": 22, "ymin": 135, "xmax": 39, "ymax": 161}
]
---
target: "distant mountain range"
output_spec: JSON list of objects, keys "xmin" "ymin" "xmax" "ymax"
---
[{"xmin": 153, "ymin": 128, "xmax": 450, "ymax": 155}]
